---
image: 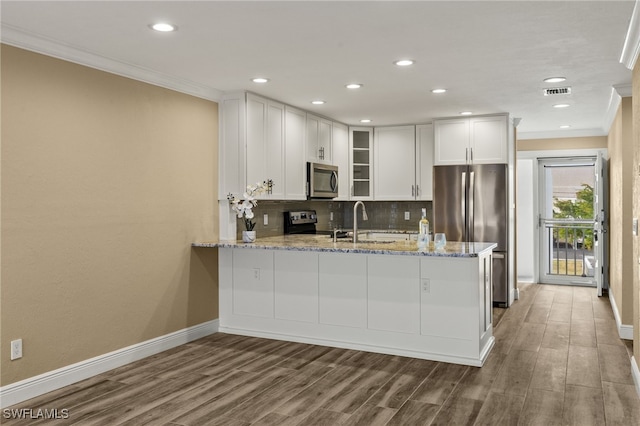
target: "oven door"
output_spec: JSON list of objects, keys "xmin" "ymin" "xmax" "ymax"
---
[{"xmin": 308, "ymin": 163, "xmax": 338, "ymax": 198}]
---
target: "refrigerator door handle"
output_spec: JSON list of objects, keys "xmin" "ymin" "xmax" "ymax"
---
[
  {"xmin": 461, "ymin": 171, "xmax": 466, "ymax": 240},
  {"xmin": 469, "ymin": 171, "xmax": 475, "ymax": 242}
]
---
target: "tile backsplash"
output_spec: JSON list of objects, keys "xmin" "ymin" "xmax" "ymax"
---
[{"xmin": 235, "ymin": 199, "xmax": 433, "ymax": 238}]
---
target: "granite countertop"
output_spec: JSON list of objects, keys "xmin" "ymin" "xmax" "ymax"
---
[{"xmin": 193, "ymin": 234, "xmax": 497, "ymax": 258}]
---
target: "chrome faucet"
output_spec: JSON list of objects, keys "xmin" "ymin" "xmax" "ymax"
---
[{"xmin": 353, "ymin": 201, "xmax": 368, "ymax": 243}]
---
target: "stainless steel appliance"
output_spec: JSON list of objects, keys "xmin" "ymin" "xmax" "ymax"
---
[
  {"xmin": 284, "ymin": 210, "xmax": 318, "ymax": 234},
  {"xmin": 307, "ymin": 162, "xmax": 338, "ymax": 199},
  {"xmin": 433, "ymin": 164, "xmax": 509, "ymax": 306}
]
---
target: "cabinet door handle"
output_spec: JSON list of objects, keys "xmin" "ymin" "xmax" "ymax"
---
[
  {"xmin": 319, "ymin": 147, "xmax": 324, "ymax": 160},
  {"xmin": 470, "ymin": 148, "xmax": 473, "ymax": 162},
  {"xmin": 416, "ymin": 185, "xmax": 420, "ymax": 197},
  {"xmin": 465, "ymin": 148, "xmax": 469, "ymax": 163}
]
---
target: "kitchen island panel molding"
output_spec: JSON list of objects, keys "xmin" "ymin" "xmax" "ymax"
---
[
  {"xmin": 217, "ymin": 244, "xmax": 495, "ymax": 366},
  {"xmin": 274, "ymin": 251, "xmax": 318, "ymax": 323},
  {"xmin": 319, "ymin": 253, "xmax": 368, "ymax": 328},
  {"xmin": 367, "ymin": 255, "xmax": 420, "ymax": 334}
]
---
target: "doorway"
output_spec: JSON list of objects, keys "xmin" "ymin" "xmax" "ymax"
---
[{"xmin": 537, "ymin": 156, "xmax": 607, "ymax": 295}]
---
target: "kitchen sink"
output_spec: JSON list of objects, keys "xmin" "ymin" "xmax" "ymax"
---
[
  {"xmin": 359, "ymin": 231, "xmax": 417, "ymax": 242},
  {"xmin": 332, "ymin": 230, "xmax": 417, "ymax": 244}
]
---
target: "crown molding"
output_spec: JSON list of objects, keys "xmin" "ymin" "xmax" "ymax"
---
[
  {"xmin": 621, "ymin": 0, "xmax": 640, "ymax": 69},
  {"xmin": 1, "ymin": 24, "xmax": 223, "ymax": 102},
  {"xmin": 614, "ymin": 83, "xmax": 633, "ymax": 97}
]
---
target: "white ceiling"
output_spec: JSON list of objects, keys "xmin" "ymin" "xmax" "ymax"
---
[{"xmin": 1, "ymin": 1, "xmax": 636, "ymax": 139}]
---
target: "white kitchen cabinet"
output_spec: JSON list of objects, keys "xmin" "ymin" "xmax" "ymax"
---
[
  {"xmin": 374, "ymin": 126, "xmax": 416, "ymax": 200},
  {"xmin": 367, "ymin": 255, "xmax": 420, "ymax": 334},
  {"xmin": 332, "ymin": 122, "xmax": 350, "ymax": 200},
  {"xmin": 373, "ymin": 124, "xmax": 433, "ymax": 201},
  {"xmin": 274, "ymin": 251, "xmax": 318, "ymax": 323},
  {"xmin": 232, "ymin": 248, "xmax": 274, "ymax": 318},
  {"xmin": 284, "ymin": 106, "xmax": 307, "ymax": 200},
  {"xmin": 307, "ymin": 114, "xmax": 332, "ymax": 164},
  {"xmin": 434, "ymin": 114, "xmax": 508, "ymax": 165},
  {"xmin": 469, "ymin": 115, "xmax": 508, "ymax": 164},
  {"xmin": 349, "ymin": 127, "xmax": 373, "ymax": 199},
  {"xmin": 318, "ymin": 253, "xmax": 367, "ymax": 328},
  {"xmin": 246, "ymin": 93, "xmax": 284, "ymax": 198},
  {"xmin": 416, "ymin": 124, "xmax": 434, "ymax": 200}
]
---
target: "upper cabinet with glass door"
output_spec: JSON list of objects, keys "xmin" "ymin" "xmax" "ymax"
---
[{"xmin": 349, "ymin": 127, "xmax": 373, "ymax": 199}]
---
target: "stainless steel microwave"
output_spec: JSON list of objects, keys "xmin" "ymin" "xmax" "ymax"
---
[{"xmin": 307, "ymin": 162, "xmax": 338, "ymax": 199}]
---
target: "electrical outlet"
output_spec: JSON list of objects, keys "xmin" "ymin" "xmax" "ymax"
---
[
  {"xmin": 330, "ymin": 212, "xmax": 334, "ymax": 221},
  {"xmin": 633, "ymin": 218, "xmax": 638, "ymax": 236},
  {"xmin": 421, "ymin": 279, "xmax": 430, "ymax": 293},
  {"xmin": 11, "ymin": 339, "xmax": 22, "ymax": 360},
  {"xmin": 404, "ymin": 211, "xmax": 410, "ymax": 220},
  {"xmin": 253, "ymin": 268, "xmax": 260, "ymax": 280},
  {"xmin": 263, "ymin": 213, "xmax": 269, "ymax": 226}
]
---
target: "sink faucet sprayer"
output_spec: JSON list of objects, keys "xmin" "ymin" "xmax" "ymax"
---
[{"xmin": 353, "ymin": 201, "xmax": 368, "ymax": 243}]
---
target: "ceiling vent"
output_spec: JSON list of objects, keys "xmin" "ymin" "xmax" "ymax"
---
[{"xmin": 543, "ymin": 87, "xmax": 572, "ymax": 96}]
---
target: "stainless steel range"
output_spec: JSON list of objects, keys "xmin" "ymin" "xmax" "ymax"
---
[{"xmin": 283, "ymin": 210, "xmax": 318, "ymax": 234}]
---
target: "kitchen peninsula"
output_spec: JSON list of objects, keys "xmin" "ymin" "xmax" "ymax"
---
[{"xmin": 195, "ymin": 235, "xmax": 496, "ymax": 366}]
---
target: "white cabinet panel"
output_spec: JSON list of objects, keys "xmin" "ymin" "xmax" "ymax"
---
[
  {"xmin": 318, "ymin": 118, "xmax": 332, "ymax": 163},
  {"xmin": 374, "ymin": 126, "xmax": 416, "ymax": 200},
  {"xmin": 319, "ymin": 253, "xmax": 367, "ymax": 328},
  {"xmin": 232, "ymin": 249, "xmax": 274, "ymax": 318},
  {"xmin": 367, "ymin": 255, "xmax": 420, "ymax": 334},
  {"xmin": 416, "ymin": 124, "xmax": 434, "ymax": 200},
  {"xmin": 469, "ymin": 115, "xmax": 508, "ymax": 164},
  {"xmin": 274, "ymin": 251, "xmax": 318, "ymax": 323},
  {"xmin": 219, "ymin": 95, "xmax": 245, "ymax": 198},
  {"xmin": 420, "ymin": 257, "xmax": 475, "ymax": 340},
  {"xmin": 246, "ymin": 94, "xmax": 267, "ymax": 184},
  {"xmin": 307, "ymin": 114, "xmax": 332, "ymax": 164},
  {"xmin": 246, "ymin": 93, "xmax": 284, "ymax": 198},
  {"xmin": 434, "ymin": 118, "xmax": 469, "ymax": 165},
  {"xmin": 332, "ymin": 122, "xmax": 350, "ymax": 200},
  {"xmin": 284, "ymin": 106, "xmax": 307, "ymax": 200}
]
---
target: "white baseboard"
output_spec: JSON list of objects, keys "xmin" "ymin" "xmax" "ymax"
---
[
  {"xmin": 632, "ymin": 357, "xmax": 640, "ymax": 400},
  {"xmin": 609, "ymin": 291, "xmax": 634, "ymax": 340},
  {"xmin": 219, "ymin": 326, "xmax": 493, "ymax": 368},
  {"xmin": 0, "ymin": 319, "xmax": 218, "ymax": 409}
]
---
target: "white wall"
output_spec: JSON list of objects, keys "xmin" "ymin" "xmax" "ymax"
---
[{"xmin": 517, "ymin": 159, "xmax": 535, "ymax": 282}]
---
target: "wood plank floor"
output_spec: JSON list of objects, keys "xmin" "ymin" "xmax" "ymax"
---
[{"xmin": 4, "ymin": 283, "xmax": 640, "ymax": 425}]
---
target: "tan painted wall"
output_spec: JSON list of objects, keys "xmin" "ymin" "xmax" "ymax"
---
[
  {"xmin": 633, "ymin": 61, "xmax": 640, "ymax": 365},
  {"xmin": 1, "ymin": 45, "xmax": 219, "ymax": 385},
  {"xmin": 517, "ymin": 136, "xmax": 608, "ymax": 151},
  {"xmin": 607, "ymin": 97, "xmax": 635, "ymax": 327}
]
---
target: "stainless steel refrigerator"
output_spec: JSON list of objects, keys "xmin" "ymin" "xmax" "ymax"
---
[{"xmin": 433, "ymin": 164, "xmax": 509, "ymax": 306}]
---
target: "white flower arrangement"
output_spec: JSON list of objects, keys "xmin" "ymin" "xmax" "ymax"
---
[{"xmin": 227, "ymin": 181, "xmax": 271, "ymax": 231}]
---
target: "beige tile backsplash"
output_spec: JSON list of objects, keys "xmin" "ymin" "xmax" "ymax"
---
[{"xmin": 236, "ymin": 200, "xmax": 433, "ymax": 238}]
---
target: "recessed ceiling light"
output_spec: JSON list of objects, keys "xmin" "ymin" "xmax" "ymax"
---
[
  {"xmin": 311, "ymin": 100, "xmax": 326, "ymax": 105},
  {"xmin": 460, "ymin": 111, "xmax": 473, "ymax": 116},
  {"xmin": 560, "ymin": 125, "xmax": 572, "ymax": 129},
  {"xmin": 394, "ymin": 59, "xmax": 414, "ymax": 67},
  {"xmin": 544, "ymin": 77, "xmax": 566, "ymax": 83},
  {"xmin": 553, "ymin": 103, "xmax": 571, "ymax": 108},
  {"xmin": 346, "ymin": 83, "xmax": 363, "ymax": 89},
  {"xmin": 251, "ymin": 78, "xmax": 269, "ymax": 83},
  {"xmin": 150, "ymin": 23, "xmax": 177, "ymax": 32},
  {"xmin": 360, "ymin": 119, "xmax": 372, "ymax": 123},
  {"xmin": 431, "ymin": 89, "xmax": 447, "ymax": 94}
]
